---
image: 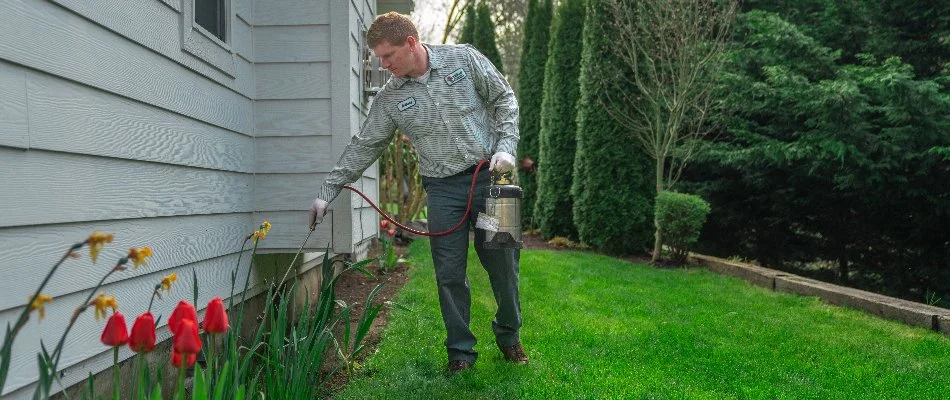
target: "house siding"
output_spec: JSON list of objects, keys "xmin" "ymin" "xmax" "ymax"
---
[{"xmin": 0, "ymin": 0, "xmax": 377, "ymax": 396}]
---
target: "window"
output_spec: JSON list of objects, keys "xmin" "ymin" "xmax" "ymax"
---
[{"xmin": 195, "ymin": 0, "xmax": 227, "ymax": 42}]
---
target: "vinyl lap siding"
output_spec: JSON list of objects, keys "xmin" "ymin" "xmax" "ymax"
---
[{"xmin": 0, "ymin": 0, "xmax": 355, "ymax": 396}]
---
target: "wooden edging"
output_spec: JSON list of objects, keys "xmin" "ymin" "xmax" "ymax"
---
[{"xmin": 689, "ymin": 254, "xmax": 950, "ymax": 336}]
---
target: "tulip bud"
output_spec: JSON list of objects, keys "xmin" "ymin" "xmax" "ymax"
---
[
  {"xmin": 173, "ymin": 318, "xmax": 202, "ymax": 354},
  {"xmin": 169, "ymin": 300, "xmax": 197, "ymax": 335},
  {"xmin": 380, "ymin": 220, "xmax": 389, "ymax": 229},
  {"xmin": 170, "ymin": 351, "xmax": 196, "ymax": 368},
  {"xmin": 100, "ymin": 312, "xmax": 129, "ymax": 347},
  {"xmin": 387, "ymin": 229, "xmax": 396, "ymax": 237},
  {"xmin": 203, "ymin": 297, "xmax": 229, "ymax": 334},
  {"xmin": 129, "ymin": 312, "xmax": 156, "ymax": 353}
]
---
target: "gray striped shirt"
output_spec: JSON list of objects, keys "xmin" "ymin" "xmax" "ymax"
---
[{"xmin": 317, "ymin": 44, "xmax": 519, "ymax": 203}]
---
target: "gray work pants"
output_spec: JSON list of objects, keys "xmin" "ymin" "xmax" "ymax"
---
[{"xmin": 422, "ymin": 167, "xmax": 521, "ymax": 364}]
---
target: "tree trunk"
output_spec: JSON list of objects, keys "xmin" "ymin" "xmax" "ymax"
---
[
  {"xmin": 651, "ymin": 160, "xmax": 665, "ymax": 263},
  {"xmin": 838, "ymin": 247, "xmax": 849, "ymax": 283}
]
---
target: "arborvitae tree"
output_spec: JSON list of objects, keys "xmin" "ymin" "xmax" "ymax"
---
[
  {"xmin": 459, "ymin": 5, "xmax": 476, "ymax": 45},
  {"xmin": 571, "ymin": 0, "xmax": 654, "ymax": 255},
  {"xmin": 534, "ymin": 0, "xmax": 586, "ymax": 240},
  {"xmin": 459, "ymin": 3, "xmax": 504, "ymax": 74},
  {"xmin": 474, "ymin": 2, "xmax": 505, "ymax": 73},
  {"xmin": 516, "ymin": 0, "xmax": 552, "ymax": 228}
]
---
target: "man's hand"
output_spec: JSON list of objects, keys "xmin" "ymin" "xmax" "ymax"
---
[
  {"xmin": 489, "ymin": 152, "xmax": 516, "ymax": 173},
  {"xmin": 309, "ymin": 198, "xmax": 328, "ymax": 229}
]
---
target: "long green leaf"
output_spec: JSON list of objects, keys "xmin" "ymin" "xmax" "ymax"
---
[
  {"xmin": 150, "ymin": 381, "xmax": 162, "ymax": 400},
  {"xmin": 84, "ymin": 372, "xmax": 94, "ymax": 400},
  {"xmin": 212, "ymin": 359, "xmax": 231, "ymax": 400},
  {"xmin": 193, "ymin": 364, "xmax": 207, "ymax": 400}
]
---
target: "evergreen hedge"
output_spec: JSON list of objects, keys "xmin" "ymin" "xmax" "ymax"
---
[
  {"xmin": 460, "ymin": 3, "xmax": 505, "ymax": 74},
  {"xmin": 473, "ymin": 3, "xmax": 504, "ymax": 73},
  {"xmin": 534, "ymin": 0, "xmax": 586, "ymax": 240},
  {"xmin": 459, "ymin": 5, "xmax": 475, "ymax": 45},
  {"xmin": 571, "ymin": 0, "xmax": 654, "ymax": 255},
  {"xmin": 516, "ymin": 0, "xmax": 552, "ymax": 227}
]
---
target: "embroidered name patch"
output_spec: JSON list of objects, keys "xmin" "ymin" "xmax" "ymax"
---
[
  {"xmin": 398, "ymin": 97, "xmax": 416, "ymax": 111},
  {"xmin": 445, "ymin": 68, "xmax": 467, "ymax": 86}
]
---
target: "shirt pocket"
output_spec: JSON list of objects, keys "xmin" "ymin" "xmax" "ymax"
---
[{"xmin": 392, "ymin": 102, "xmax": 433, "ymax": 140}]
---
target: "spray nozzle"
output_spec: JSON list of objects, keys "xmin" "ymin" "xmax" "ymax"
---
[{"xmin": 491, "ymin": 170, "xmax": 514, "ymax": 185}]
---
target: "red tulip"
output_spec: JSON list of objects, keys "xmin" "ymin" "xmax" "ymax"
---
[
  {"xmin": 203, "ymin": 297, "xmax": 229, "ymax": 334},
  {"xmin": 173, "ymin": 318, "xmax": 202, "ymax": 354},
  {"xmin": 380, "ymin": 220, "xmax": 389, "ymax": 229},
  {"xmin": 170, "ymin": 351, "xmax": 196, "ymax": 368},
  {"xmin": 128, "ymin": 312, "xmax": 156, "ymax": 353},
  {"xmin": 169, "ymin": 300, "xmax": 197, "ymax": 335},
  {"xmin": 100, "ymin": 312, "xmax": 129, "ymax": 346},
  {"xmin": 387, "ymin": 229, "xmax": 396, "ymax": 237}
]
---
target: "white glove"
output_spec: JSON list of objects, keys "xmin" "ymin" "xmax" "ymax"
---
[
  {"xmin": 309, "ymin": 198, "xmax": 328, "ymax": 229},
  {"xmin": 489, "ymin": 152, "xmax": 516, "ymax": 173}
]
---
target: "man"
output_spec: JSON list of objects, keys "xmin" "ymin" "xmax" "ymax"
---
[{"xmin": 308, "ymin": 12, "xmax": 526, "ymax": 374}]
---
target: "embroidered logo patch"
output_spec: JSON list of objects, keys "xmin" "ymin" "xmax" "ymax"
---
[
  {"xmin": 445, "ymin": 68, "xmax": 467, "ymax": 86},
  {"xmin": 398, "ymin": 97, "xmax": 416, "ymax": 111}
]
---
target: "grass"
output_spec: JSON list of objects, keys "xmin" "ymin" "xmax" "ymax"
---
[{"xmin": 337, "ymin": 240, "xmax": 950, "ymax": 399}]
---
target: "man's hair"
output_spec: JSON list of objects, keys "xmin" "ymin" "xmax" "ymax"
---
[{"xmin": 367, "ymin": 12, "xmax": 419, "ymax": 48}]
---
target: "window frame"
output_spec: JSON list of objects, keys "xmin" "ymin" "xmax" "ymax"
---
[{"xmin": 182, "ymin": 0, "xmax": 235, "ymax": 77}]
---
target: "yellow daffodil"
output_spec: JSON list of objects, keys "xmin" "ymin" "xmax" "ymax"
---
[
  {"xmin": 91, "ymin": 292, "xmax": 118, "ymax": 321},
  {"xmin": 128, "ymin": 246, "xmax": 153, "ymax": 270},
  {"xmin": 29, "ymin": 294, "xmax": 54, "ymax": 320},
  {"xmin": 261, "ymin": 221, "xmax": 272, "ymax": 235},
  {"xmin": 160, "ymin": 272, "xmax": 177, "ymax": 294},
  {"xmin": 87, "ymin": 232, "xmax": 114, "ymax": 264}
]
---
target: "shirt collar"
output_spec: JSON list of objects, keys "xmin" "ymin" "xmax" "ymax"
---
[{"xmin": 390, "ymin": 44, "xmax": 443, "ymax": 89}]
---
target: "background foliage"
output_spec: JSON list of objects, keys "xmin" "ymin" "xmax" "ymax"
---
[
  {"xmin": 534, "ymin": 0, "xmax": 586, "ymax": 241},
  {"xmin": 681, "ymin": 6, "xmax": 950, "ymax": 305},
  {"xmin": 516, "ymin": 0, "xmax": 552, "ymax": 228},
  {"xmin": 571, "ymin": 0, "xmax": 655, "ymax": 255}
]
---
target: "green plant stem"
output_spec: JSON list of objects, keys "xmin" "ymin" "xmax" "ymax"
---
[
  {"xmin": 235, "ymin": 240, "xmax": 260, "ymax": 341},
  {"xmin": 176, "ymin": 362, "xmax": 185, "ymax": 400},
  {"xmin": 133, "ymin": 352, "xmax": 145, "ymax": 398},
  {"xmin": 206, "ymin": 334, "xmax": 215, "ymax": 388},
  {"xmin": 0, "ymin": 243, "xmax": 81, "ymax": 391},
  {"xmin": 112, "ymin": 347, "xmax": 119, "ymax": 400},
  {"xmin": 51, "ymin": 260, "xmax": 126, "ymax": 367},
  {"xmin": 227, "ymin": 239, "xmax": 250, "ymax": 312},
  {"xmin": 39, "ymin": 257, "xmax": 129, "ymax": 398},
  {"xmin": 277, "ymin": 228, "xmax": 315, "ymax": 289},
  {"xmin": 147, "ymin": 287, "xmax": 160, "ymax": 313}
]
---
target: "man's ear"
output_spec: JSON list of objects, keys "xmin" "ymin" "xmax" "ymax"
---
[{"xmin": 407, "ymin": 36, "xmax": 418, "ymax": 49}]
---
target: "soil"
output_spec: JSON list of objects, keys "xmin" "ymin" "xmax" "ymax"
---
[{"xmin": 323, "ymin": 238, "xmax": 411, "ymax": 393}]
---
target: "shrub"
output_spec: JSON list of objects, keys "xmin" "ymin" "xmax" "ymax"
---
[
  {"xmin": 517, "ymin": 0, "xmax": 553, "ymax": 227},
  {"xmin": 534, "ymin": 0, "xmax": 586, "ymax": 241},
  {"xmin": 656, "ymin": 191, "xmax": 711, "ymax": 265},
  {"xmin": 571, "ymin": 0, "xmax": 655, "ymax": 255}
]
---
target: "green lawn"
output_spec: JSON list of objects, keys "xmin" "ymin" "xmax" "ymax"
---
[{"xmin": 336, "ymin": 240, "xmax": 950, "ymax": 399}]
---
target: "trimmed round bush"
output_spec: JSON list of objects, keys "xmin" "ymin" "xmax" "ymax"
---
[{"xmin": 656, "ymin": 191, "xmax": 711, "ymax": 264}]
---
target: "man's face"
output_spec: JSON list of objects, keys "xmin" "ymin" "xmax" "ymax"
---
[{"xmin": 373, "ymin": 38, "xmax": 415, "ymax": 77}]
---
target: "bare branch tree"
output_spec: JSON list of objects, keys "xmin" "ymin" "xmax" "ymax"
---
[
  {"xmin": 441, "ymin": 0, "xmax": 472, "ymax": 43},
  {"xmin": 599, "ymin": 0, "xmax": 738, "ymax": 262}
]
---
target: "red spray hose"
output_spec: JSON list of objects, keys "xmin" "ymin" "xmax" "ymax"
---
[{"xmin": 342, "ymin": 159, "xmax": 490, "ymax": 237}]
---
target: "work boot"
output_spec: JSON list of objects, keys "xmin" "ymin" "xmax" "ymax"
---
[
  {"xmin": 446, "ymin": 360, "xmax": 473, "ymax": 374},
  {"xmin": 499, "ymin": 342, "xmax": 528, "ymax": 364}
]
